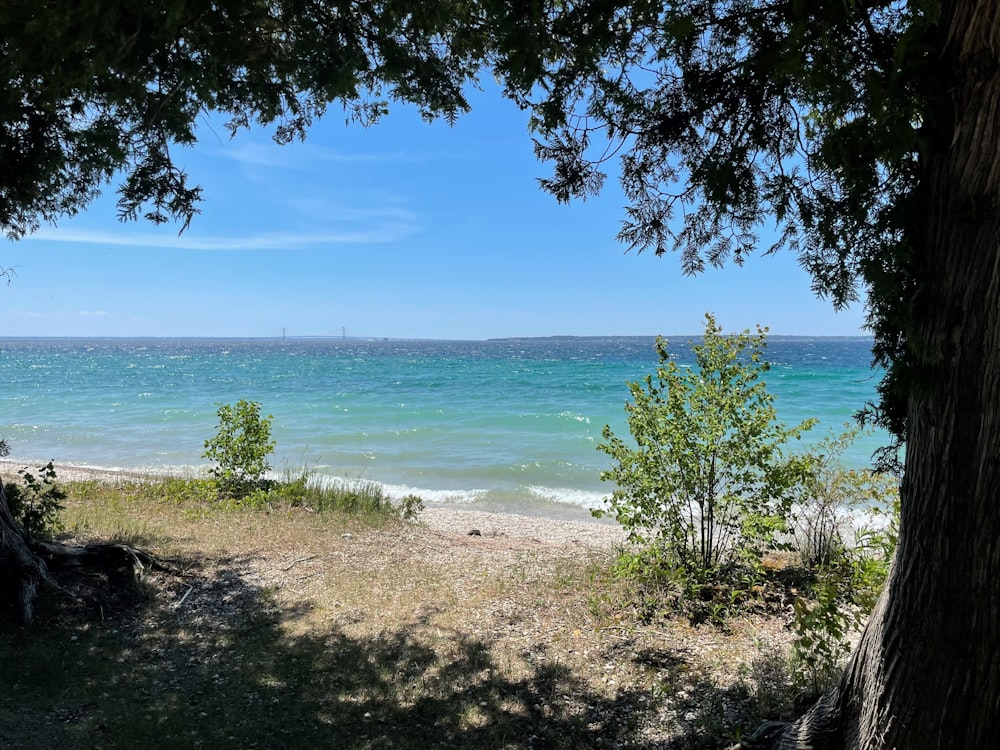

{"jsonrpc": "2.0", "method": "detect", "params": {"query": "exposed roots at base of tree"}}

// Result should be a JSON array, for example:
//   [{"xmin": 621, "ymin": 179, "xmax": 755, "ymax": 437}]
[
  {"xmin": 32, "ymin": 539, "xmax": 183, "ymax": 577},
  {"xmin": 726, "ymin": 720, "xmax": 792, "ymax": 749},
  {"xmin": 1, "ymin": 538, "xmax": 185, "ymax": 628}
]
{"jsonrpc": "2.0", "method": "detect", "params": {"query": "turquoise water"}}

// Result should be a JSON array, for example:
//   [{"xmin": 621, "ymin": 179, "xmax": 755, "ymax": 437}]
[{"xmin": 0, "ymin": 336, "xmax": 886, "ymax": 518}]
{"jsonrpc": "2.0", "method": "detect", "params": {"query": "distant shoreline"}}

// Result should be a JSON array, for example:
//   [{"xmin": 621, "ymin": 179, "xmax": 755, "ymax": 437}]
[{"xmin": 1, "ymin": 333, "xmax": 874, "ymax": 342}]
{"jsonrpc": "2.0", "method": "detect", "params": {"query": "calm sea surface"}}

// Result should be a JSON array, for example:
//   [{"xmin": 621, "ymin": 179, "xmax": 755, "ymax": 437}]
[{"xmin": 0, "ymin": 336, "xmax": 886, "ymax": 519}]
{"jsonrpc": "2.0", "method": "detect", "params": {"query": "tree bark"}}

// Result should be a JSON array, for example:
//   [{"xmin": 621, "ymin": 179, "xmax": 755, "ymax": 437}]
[
  {"xmin": 766, "ymin": 0, "xmax": 1000, "ymax": 747},
  {"xmin": 0, "ymin": 481, "xmax": 55, "ymax": 626}
]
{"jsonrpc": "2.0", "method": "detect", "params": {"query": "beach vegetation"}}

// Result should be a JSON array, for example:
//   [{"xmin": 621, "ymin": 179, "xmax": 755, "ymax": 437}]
[
  {"xmin": 203, "ymin": 400, "xmax": 275, "ymax": 500},
  {"xmin": 597, "ymin": 314, "xmax": 815, "ymax": 588},
  {"xmin": 268, "ymin": 471, "xmax": 422, "ymax": 519},
  {"xmin": 2, "ymin": 474, "xmax": 799, "ymax": 748},
  {"xmin": 790, "ymin": 457, "xmax": 899, "ymax": 697},
  {"xmin": 792, "ymin": 426, "xmax": 901, "ymax": 571},
  {"xmin": 790, "ymin": 504, "xmax": 898, "ymax": 700},
  {"xmin": 0, "ymin": 455, "xmax": 66, "ymax": 543}
]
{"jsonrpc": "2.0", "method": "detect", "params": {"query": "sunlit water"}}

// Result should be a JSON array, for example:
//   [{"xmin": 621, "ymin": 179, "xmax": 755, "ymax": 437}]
[{"xmin": 0, "ymin": 336, "xmax": 886, "ymax": 519}]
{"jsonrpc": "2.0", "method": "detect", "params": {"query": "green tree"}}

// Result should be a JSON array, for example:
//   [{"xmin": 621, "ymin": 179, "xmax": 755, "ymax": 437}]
[
  {"xmin": 203, "ymin": 400, "xmax": 276, "ymax": 499},
  {"xmin": 598, "ymin": 314, "xmax": 813, "ymax": 578},
  {"xmin": 0, "ymin": 0, "xmax": 484, "ymax": 239},
  {"xmin": 3, "ymin": 1, "xmax": 1000, "ymax": 745}
]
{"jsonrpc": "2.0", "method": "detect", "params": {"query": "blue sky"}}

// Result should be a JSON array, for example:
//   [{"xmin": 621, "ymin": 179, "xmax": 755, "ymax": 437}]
[{"xmin": 3, "ymin": 88, "xmax": 868, "ymax": 340}]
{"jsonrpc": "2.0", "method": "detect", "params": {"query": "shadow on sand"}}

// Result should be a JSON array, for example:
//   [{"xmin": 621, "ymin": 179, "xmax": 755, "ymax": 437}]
[{"xmin": 0, "ymin": 554, "xmax": 794, "ymax": 749}]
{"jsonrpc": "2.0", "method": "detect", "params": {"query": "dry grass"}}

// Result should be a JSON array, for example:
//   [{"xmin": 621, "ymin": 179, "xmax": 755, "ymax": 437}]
[{"xmin": 0, "ymin": 478, "xmax": 804, "ymax": 749}]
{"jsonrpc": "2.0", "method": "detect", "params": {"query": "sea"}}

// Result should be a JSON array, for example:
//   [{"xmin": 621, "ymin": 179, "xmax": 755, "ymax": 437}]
[{"xmin": 0, "ymin": 336, "xmax": 887, "ymax": 520}]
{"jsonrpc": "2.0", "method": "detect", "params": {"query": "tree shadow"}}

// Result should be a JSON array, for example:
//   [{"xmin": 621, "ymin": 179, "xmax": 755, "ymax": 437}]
[
  {"xmin": 0, "ymin": 555, "xmax": 652, "ymax": 749},
  {"xmin": 0, "ymin": 554, "xmax": 798, "ymax": 749}
]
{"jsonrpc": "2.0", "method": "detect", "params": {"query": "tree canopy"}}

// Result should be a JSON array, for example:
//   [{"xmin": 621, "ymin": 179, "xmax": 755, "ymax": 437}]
[
  {"xmin": 502, "ymin": 1, "xmax": 931, "ymax": 452},
  {"xmin": 0, "ymin": 0, "xmax": 483, "ymax": 236},
  {"xmin": 2, "ymin": 1, "xmax": 935, "ymax": 450}
]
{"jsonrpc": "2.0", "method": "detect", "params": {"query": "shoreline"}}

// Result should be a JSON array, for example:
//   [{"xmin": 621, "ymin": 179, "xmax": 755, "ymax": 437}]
[{"xmin": 0, "ymin": 459, "xmax": 625, "ymax": 549}]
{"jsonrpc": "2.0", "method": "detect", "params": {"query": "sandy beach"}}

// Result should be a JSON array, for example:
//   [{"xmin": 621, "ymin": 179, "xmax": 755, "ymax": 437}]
[{"xmin": 0, "ymin": 459, "xmax": 626, "ymax": 550}]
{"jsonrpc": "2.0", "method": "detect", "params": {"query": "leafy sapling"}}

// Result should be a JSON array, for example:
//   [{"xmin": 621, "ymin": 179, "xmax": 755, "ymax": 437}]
[
  {"xmin": 597, "ymin": 314, "xmax": 815, "ymax": 583},
  {"xmin": 203, "ymin": 400, "xmax": 276, "ymax": 500}
]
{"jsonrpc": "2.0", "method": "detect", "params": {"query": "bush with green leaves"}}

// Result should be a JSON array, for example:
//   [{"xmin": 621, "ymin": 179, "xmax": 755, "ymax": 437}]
[
  {"xmin": 3, "ymin": 460, "xmax": 66, "ymax": 542},
  {"xmin": 791, "ymin": 570, "xmax": 853, "ymax": 696},
  {"xmin": 202, "ymin": 400, "xmax": 276, "ymax": 499},
  {"xmin": 791, "ymin": 425, "xmax": 900, "ymax": 569},
  {"xmin": 596, "ymin": 314, "xmax": 815, "ymax": 583},
  {"xmin": 790, "ymin": 452, "xmax": 900, "ymax": 694}
]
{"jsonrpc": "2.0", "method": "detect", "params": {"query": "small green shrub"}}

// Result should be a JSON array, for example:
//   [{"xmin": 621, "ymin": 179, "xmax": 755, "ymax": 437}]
[
  {"xmin": 4, "ymin": 460, "xmax": 66, "ymax": 541},
  {"xmin": 203, "ymin": 400, "xmax": 276, "ymax": 499},
  {"xmin": 271, "ymin": 472, "xmax": 311, "ymax": 506},
  {"xmin": 151, "ymin": 477, "xmax": 220, "ymax": 505},
  {"xmin": 398, "ymin": 493, "xmax": 425, "ymax": 520},
  {"xmin": 792, "ymin": 425, "xmax": 900, "ymax": 570},
  {"xmin": 596, "ymin": 314, "xmax": 815, "ymax": 586},
  {"xmin": 790, "ymin": 473, "xmax": 899, "ymax": 693},
  {"xmin": 845, "ymin": 490, "xmax": 899, "ymax": 609},
  {"xmin": 791, "ymin": 569, "xmax": 855, "ymax": 696}
]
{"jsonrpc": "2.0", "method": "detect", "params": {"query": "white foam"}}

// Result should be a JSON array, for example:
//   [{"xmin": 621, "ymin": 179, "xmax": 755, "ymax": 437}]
[
  {"xmin": 377, "ymin": 482, "xmax": 489, "ymax": 505},
  {"xmin": 526, "ymin": 485, "xmax": 609, "ymax": 510}
]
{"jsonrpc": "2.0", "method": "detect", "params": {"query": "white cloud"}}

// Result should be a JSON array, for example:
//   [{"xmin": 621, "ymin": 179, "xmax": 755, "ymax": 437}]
[
  {"xmin": 24, "ymin": 224, "xmax": 417, "ymax": 250},
  {"xmin": 215, "ymin": 141, "xmax": 427, "ymax": 169},
  {"xmin": 285, "ymin": 196, "xmax": 417, "ymax": 225}
]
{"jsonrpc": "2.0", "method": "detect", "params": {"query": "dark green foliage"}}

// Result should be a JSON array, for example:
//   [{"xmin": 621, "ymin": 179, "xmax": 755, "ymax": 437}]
[
  {"xmin": 490, "ymin": 1, "xmax": 935, "ymax": 455},
  {"xmin": 4, "ymin": 461, "xmax": 66, "ymax": 542},
  {"xmin": 203, "ymin": 400, "xmax": 275, "ymax": 500},
  {"xmin": 0, "ymin": 0, "xmax": 486, "ymax": 239}
]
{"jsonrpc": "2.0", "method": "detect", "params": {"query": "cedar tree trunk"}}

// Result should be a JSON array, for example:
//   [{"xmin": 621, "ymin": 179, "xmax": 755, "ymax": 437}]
[
  {"xmin": 0, "ymin": 480, "xmax": 54, "ymax": 626},
  {"xmin": 772, "ymin": 0, "xmax": 1000, "ymax": 747}
]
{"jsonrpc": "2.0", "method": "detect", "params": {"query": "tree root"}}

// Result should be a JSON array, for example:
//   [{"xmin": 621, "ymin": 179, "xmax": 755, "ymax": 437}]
[
  {"xmin": 728, "ymin": 721, "xmax": 791, "ymax": 750},
  {"xmin": 2, "ymin": 476, "xmax": 185, "ymax": 627},
  {"xmin": 32, "ymin": 539, "xmax": 184, "ymax": 577},
  {"xmin": 2, "ymin": 533, "xmax": 184, "ymax": 628}
]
